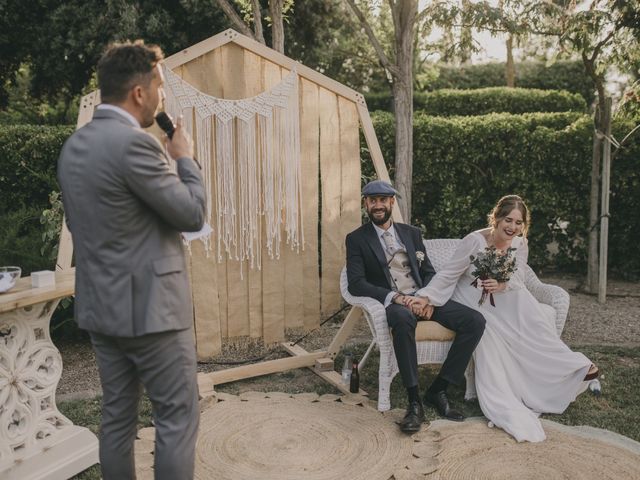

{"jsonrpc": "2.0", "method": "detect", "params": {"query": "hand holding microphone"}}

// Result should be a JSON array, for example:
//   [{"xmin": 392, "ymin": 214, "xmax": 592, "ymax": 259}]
[
  {"xmin": 156, "ymin": 112, "xmax": 198, "ymax": 166},
  {"xmin": 155, "ymin": 111, "xmax": 177, "ymax": 140}
]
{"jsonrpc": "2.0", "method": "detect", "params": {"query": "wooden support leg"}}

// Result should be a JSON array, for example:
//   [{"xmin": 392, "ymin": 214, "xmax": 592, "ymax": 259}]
[
  {"xmin": 281, "ymin": 342, "xmax": 368, "ymax": 397},
  {"xmin": 198, "ymin": 350, "xmax": 327, "ymax": 392},
  {"xmin": 326, "ymin": 307, "xmax": 362, "ymax": 359},
  {"xmin": 196, "ymin": 306, "xmax": 367, "ymax": 398},
  {"xmin": 357, "ymin": 339, "xmax": 377, "ymax": 373}
]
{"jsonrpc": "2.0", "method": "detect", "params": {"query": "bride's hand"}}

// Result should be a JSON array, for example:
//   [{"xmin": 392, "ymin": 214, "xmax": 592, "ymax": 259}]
[
  {"xmin": 402, "ymin": 296, "xmax": 421, "ymax": 307},
  {"xmin": 403, "ymin": 296, "xmax": 433, "ymax": 319},
  {"xmin": 481, "ymin": 279, "xmax": 507, "ymax": 293}
]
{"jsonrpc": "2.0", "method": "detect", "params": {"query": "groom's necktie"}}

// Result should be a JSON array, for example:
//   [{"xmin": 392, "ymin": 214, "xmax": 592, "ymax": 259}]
[{"xmin": 382, "ymin": 231, "xmax": 399, "ymax": 256}]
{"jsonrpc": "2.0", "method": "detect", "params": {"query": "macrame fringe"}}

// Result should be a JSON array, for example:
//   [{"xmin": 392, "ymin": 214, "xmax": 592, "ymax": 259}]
[{"xmin": 163, "ymin": 65, "xmax": 303, "ymax": 270}]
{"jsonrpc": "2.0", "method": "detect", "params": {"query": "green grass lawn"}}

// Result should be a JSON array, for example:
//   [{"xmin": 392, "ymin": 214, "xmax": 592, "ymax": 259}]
[
  {"xmin": 60, "ymin": 396, "xmax": 153, "ymax": 480},
  {"xmin": 61, "ymin": 344, "xmax": 639, "ymax": 479}
]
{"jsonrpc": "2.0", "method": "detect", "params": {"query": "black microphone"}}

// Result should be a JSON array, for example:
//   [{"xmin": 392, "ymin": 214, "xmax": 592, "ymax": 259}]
[
  {"xmin": 155, "ymin": 112, "xmax": 202, "ymax": 169},
  {"xmin": 155, "ymin": 111, "xmax": 176, "ymax": 139}
]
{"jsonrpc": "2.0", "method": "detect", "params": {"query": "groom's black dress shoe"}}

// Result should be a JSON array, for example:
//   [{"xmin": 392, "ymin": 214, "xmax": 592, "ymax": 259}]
[
  {"xmin": 424, "ymin": 390, "xmax": 465, "ymax": 422},
  {"xmin": 399, "ymin": 400, "xmax": 425, "ymax": 433}
]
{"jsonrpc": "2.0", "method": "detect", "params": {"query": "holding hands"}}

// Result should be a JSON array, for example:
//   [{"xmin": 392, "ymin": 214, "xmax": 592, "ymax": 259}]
[{"xmin": 394, "ymin": 294, "xmax": 434, "ymax": 320}]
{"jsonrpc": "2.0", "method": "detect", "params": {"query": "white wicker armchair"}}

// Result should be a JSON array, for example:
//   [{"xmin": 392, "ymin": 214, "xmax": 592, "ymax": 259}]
[{"xmin": 340, "ymin": 238, "xmax": 571, "ymax": 412}]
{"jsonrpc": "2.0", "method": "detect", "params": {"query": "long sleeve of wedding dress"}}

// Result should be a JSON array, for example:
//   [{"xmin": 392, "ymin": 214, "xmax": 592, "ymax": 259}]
[
  {"xmin": 415, "ymin": 233, "xmax": 482, "ymax": 306},
  {"xmin": 505, "ymin": 236, "xmax": 527, "ymax": 291}
]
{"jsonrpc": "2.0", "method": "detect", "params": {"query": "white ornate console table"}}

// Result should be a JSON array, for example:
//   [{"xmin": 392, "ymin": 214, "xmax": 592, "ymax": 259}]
[{"xmin": 0, "ymin": 269, "xmax": 98, "ymax": 480}]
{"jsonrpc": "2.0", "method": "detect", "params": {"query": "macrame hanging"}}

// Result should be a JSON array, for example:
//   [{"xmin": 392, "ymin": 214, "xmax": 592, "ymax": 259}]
[{"xmin": 162, "ymin": 65, "xmax": 303, "ymax": 269}]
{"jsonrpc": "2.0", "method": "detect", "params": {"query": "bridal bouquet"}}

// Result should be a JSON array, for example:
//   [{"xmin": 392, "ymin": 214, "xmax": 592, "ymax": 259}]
[{"xmin": 469, "ymin": 246, "xmax": 518, "ymax": 306}]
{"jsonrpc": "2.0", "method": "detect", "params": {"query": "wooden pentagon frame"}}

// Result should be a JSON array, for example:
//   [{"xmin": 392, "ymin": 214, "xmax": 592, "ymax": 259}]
[{"xmin": 60, "ymin": 30, "xmax": 403, "ymax": 395}]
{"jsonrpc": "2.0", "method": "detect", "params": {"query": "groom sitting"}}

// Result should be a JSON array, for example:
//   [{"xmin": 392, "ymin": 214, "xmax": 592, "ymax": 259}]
[{"xmin": 345, "ymin": 180, "xmax": 486, "ymax": 433}]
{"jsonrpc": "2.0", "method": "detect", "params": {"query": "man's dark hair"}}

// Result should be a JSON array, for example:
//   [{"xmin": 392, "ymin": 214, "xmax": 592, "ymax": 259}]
[{"xmin": 97, "ymin": 40, "xmax": 164, "ymax": 103}]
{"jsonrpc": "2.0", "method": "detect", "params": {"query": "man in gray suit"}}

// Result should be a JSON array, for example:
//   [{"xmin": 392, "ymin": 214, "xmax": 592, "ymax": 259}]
[{"xmin": 57, "ymin": 41, "xmax": 206, "ymax": 479}]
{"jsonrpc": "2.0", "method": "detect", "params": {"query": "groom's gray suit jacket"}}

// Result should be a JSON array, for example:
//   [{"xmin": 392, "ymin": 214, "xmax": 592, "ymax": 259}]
[
  {"xmin": 58, "ymin": 107, "xmax": 205, "ymax": 479},
  {"xmin": 57, "ymin": 108, "xmax": 206, "ymax": 337}
]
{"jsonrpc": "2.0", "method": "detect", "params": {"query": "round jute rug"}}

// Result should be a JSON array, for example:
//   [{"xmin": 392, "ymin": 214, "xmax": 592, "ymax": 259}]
[
  {"xmin": 135, "ymin": 392, "xmax": 432, "ymax": 480},
  {"xmin": 134, "ymin": 396, "xmax": 640, "ymax": 480},
  {"xmin": 413, "ymin": 417, "xmax": 640, "ymax": 480}
]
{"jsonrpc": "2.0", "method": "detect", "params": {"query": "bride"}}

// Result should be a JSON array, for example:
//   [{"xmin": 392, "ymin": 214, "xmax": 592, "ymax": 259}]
[{"xmin": 408, "ymin": 195, "xmax": 598, "ymax": 442}]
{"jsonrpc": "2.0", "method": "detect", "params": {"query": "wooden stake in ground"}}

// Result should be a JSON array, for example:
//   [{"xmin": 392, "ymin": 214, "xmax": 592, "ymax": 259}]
[{"xmin": 598, "ymin": 97, "xmax": 612, "ymax": 304}]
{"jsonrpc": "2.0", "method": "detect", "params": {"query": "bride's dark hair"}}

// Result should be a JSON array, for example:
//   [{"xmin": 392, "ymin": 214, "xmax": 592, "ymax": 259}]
[{"xmin": 487, "ymin": 195, "xmax": 530, "ymax": 237}]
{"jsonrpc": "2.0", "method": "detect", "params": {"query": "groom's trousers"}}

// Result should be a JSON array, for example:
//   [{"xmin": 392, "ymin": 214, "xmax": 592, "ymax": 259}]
[
  {"xmin": 90, "ymin": 328, "xmax": 200, "ymax": 480},
  {"xmin": 386, "ymin": 300, "xmax": 486, "ymax": 389}
]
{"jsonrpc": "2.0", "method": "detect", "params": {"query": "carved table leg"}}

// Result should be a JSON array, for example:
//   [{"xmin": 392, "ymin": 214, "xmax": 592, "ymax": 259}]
[{"xmin": 0, "ymin": 300, "xmax": 98, "ymax": 479}]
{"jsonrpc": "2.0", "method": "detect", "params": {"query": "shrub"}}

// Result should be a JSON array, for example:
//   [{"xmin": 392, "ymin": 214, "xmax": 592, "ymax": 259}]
[
  {"xmin": 364, "ymin": 92, "xmax": 399, "ymax": 113},
  {"xmin": 0, "ymin": 124, "xmax": 73, "ymax": 213},
  {"xmin": 366, "ymin": 87, "xmax": 586, "ymax": 116},
  {"xmin": 0, "ymin": 124, "xmax": 76, "ymax": 336},
  {"xmin": 428, "ymin": 62, "xmax": 506, "ymax": 91},
  {"xmin": 362, "ymin": 111, "xmax": 640, "ymax": 276},
  {"xmin": 418, "ymin": 88, "xmax": 586, "ymax": 116},
  {"xmin": 607, "ymin": 118, "xmax": 640, "ymax": 279},
  {"xmin": 517, "ymin": 61, "xmax": 595, "ymax": 106},
  {"xmin": 1, "ymin": 119, "xmax": 637, "ymax": 282},
  {"xmin": 429, "ymin": 60, "xmax": 595, "ymax": 105},
  {"xmin": 0, "ymin": 205, "xmax": 50, "ymax": 274},
  {"xmin": 0, "ymin": 124, "xmax": 72, "ymax": 273}
]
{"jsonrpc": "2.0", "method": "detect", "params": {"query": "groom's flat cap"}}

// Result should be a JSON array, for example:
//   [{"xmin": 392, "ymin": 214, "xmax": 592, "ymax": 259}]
[{"xmin": 362, "ymin": 180, "xmax": 399, "ymax": 197}]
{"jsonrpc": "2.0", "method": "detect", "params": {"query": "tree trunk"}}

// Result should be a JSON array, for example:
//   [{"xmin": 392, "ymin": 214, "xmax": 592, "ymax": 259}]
[
  {"xmin": 214, "ymin": 0, "xmax": 257, "ymax": 41},
  {"xmin": 251, "ymin": 0, "xmax": 265, "ymax": 44},
  {"xmin": 505, "ymin": 35, "xmax": 515, "ymax": 87},
  {"xmin": 584, "ymin": 55, "xmax": 607, "ymax": 293},
  {"xmin": 391, "ymin": 0, "xmax": 418, "ymax": 223},
  {"xmin": 459, "ymin": 0, "xmax": 472, "ymax": 65},
  {"xmin": 341, "ymin": 0, "xmax": 417, "ymax": 221},
  {"xmin": 392, "ymin": 75, "xmax": 413, "ymax": 223},
  {"xmin": 269, "ymin": 0, "xmax": 285, "ymax": 53}
]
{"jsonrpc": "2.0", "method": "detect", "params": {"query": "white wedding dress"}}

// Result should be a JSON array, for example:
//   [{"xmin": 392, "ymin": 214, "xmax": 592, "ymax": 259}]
[{"xmin": 423, "ymin": 230, "xmax": 591, "ymax": 442}]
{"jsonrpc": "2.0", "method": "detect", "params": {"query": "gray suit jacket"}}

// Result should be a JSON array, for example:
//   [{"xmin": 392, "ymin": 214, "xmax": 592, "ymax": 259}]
[{"xmin": 57, "ymin": 108, "xmax": 206, "ymax": 337}]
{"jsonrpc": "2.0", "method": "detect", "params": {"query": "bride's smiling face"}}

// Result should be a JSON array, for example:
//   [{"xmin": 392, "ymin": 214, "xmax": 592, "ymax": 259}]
[{"xmin": 494, "ymin": 208, "xmax": 524, "ymax": 242}]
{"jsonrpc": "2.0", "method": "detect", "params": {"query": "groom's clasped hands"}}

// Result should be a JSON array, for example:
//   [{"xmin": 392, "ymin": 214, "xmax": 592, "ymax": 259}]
[{"xmin": 394, "ymin": 294, "xmax": 434, "ymax": 320}]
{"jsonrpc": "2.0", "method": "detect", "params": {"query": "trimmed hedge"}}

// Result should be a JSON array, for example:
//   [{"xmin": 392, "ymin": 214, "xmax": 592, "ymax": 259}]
[
  {"xmin": 0, "ymin": 118, "xmax": 637, "ymax": 278},
  {"xmin": 419, "ymin": 88, "xmax": 586, "ymax": 116},
  {"xmin": 607, "ymin": 118, "xmax": 640, "ymax": 279},
  {"xmin": 365, "ymin": 87, "xmax": 586, "ymax": 116},
  {"xmin": 429, "ymin": 60, "xmax": 595, "ymax": 105},
  {"xmin": 0, "ymin": 124, "xmax": 72, "ymax": 273},
  {"xmin": 363, "ymin": 111, "xmax": 640, "ymax": 277},
  {"xmin": 0, "ymin": 124, "xmax": 73, "ymax": 213}
]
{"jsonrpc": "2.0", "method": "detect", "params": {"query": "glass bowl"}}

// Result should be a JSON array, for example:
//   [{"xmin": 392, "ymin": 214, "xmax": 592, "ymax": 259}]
[{"xmin": 0, "ymin": 266, "xmax": 21, "ymax": 293}]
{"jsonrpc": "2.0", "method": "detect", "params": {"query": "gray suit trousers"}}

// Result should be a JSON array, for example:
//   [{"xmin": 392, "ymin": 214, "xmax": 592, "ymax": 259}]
[{"xmin": 90, "ymin": 328, "xmax": 200, "ymax": 480}]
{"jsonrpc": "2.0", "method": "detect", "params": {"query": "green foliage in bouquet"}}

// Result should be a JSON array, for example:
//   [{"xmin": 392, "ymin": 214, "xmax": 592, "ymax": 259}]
[
  {"xmin": 470, "ymin": 246, "xmax": 518, "ymax": 283},
  {"xmin": 469, "ymin": 246, "xmax": 518, "ymax": 306}
]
